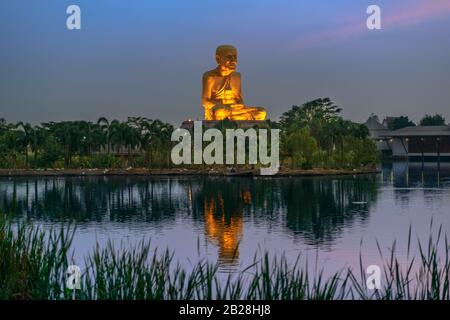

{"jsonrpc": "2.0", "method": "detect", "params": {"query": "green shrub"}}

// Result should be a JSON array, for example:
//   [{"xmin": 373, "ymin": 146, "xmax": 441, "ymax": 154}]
[{"xmin": 283, "ymin": 128, "xmax": 318, "ymax": 169}]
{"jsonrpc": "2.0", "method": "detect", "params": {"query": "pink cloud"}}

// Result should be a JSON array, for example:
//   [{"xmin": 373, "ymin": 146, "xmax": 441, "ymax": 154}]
[
  {"xmin": 385, "ymin": 0, "xmax": 450, "ymax": 27},
  {"xmin": 294, "ymin": 1, "xmax": 450, "ymax": 51}
]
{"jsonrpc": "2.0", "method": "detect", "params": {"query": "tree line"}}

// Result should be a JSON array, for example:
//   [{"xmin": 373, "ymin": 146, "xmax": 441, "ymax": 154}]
[
  {"xmin": 279, "ymin": 98, "xmax": 378, "ymax": 169},
  {"xmin": 382, "ymin": 114, "xmax": 447, "ymax": 130},
  {"xmin": 0, "ymin": 117, "xmax": 173, "ymax": 169},
  {"xmin": 0, "ymin": 98, "xmax": 380, "ymax": 170}
]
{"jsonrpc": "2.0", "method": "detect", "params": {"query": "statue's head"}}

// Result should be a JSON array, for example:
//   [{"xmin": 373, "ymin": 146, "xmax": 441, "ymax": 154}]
[{"xmin": 215, "ymin": 45, "xmax": 238, "ymax": 72}]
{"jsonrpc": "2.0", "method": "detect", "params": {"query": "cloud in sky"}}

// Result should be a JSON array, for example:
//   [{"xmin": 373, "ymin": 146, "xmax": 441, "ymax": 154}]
[
  {"xmin": 385, "ymin": 0, "xmax": 450, "ymax": 27},
  {"xmin": 295, "ymin": 0, "xmax": 450, "ymax": 51}
]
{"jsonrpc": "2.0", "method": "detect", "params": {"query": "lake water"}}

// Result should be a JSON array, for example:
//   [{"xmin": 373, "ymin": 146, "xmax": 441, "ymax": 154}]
[{"xmin": 1, "ymin": 162, "xmax": 450, "ymax": 278}]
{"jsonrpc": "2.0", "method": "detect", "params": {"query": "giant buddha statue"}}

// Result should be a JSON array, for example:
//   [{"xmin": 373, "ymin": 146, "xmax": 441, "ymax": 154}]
[{"xmin": 201, "ymin": 45, "xmax": 267, "ymax": 121}]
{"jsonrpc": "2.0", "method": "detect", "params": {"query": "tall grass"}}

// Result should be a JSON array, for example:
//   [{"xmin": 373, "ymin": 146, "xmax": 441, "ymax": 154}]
[
  {"xmin": 1, "ymin": 217, "xmax": 450, "ymax": 300},
  {"xmin": 0, "ymin": 218, "xmax": 73, "ymax": 299},
  {"xmin": 348, "ymin": 224, "xmax": 450, "ymax": 300}
]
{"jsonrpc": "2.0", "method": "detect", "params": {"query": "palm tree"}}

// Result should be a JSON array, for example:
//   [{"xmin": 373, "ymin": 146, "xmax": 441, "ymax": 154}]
[
  {"xmin": 44, "ymin": 121, "xmax": 83, "ymax": 167},
  {"xmin": 30, "ymin": 125, "xmax": 46, "ymax": 167},
  {"xmin": 97, "ymin": 117, "xmax": 111, "ymax": 154},
  {"xmin": 128, "ymin": 117, "xmax": 153, "ymax": 167},
  {"xmin": 78, "ymin": 121, "xmax": 103, "ymax": 157},
  {"xmin": 16, "ymin": 122, "xmax": 33, "ymax": 167},
  {"xmin": 109, "ymin": 119, "xmax": 125, "ymax": 154},
  {"xmin": 109, "ymin": 120, "xmax": 139, "ymax": 166},
  {"xmin": 158, "ymin": 122, "xmax": 174, "ymax": 168},
  {"xmin": 1, "ymin": 123, "xmax": 26, "ymax": 168},
  {"xmin": 124, "ymin": 119, "xmax": 140, "ymax": 165}
]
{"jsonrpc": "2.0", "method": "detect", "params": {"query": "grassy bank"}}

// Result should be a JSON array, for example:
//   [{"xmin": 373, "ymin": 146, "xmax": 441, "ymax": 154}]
[
  {"xmin": 0, "ymin": 167, "xmax": 379, "ymax": 177},
  {"xmin": 1, "ymin": 218, "xmax": 449, "ymax": 300}
]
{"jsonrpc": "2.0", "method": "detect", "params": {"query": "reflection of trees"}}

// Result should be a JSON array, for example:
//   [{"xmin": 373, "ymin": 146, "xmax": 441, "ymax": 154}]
[
  {"xmin": 0, "ymin": 177, "xmax": 188, "ymax": 224},
  {"xmin": 1, "ymin": 175, "xmax": 379, "ymax": 254},
  {"xmin": 278, "ymin": 177, "xmax": 377, "ymax": 246},
  {"xmin": 382, "ymin": 162, "xmax": 450, "ymax": 208},
  {"xmin": 191, "ymin": 176, "xmax": 377, "ymax": 260}
]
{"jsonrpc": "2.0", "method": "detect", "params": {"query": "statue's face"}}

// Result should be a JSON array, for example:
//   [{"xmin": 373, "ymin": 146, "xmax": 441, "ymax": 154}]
[{"xmin": 217, "ymin": 49, "xmax": 238, "ymax": 71}]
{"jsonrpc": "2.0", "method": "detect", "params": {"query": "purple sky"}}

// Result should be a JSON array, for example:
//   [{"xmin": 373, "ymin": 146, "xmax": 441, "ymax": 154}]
[{"xmin": 0, "ymin": 0, "xmax": 449, "ymax": 125}]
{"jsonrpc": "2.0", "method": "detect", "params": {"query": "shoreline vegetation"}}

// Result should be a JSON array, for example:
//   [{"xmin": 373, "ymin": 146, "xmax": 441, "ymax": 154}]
[
  {"xmin": 0, "ymin": 98, "xmax": 380, "ymax": 173},
  {"xmin": 0, "ymin": 167, "xmax": 379, "ymax": 177},
  {"xmin": 1, "ymin": 218, "xmax": 449, "ymax": 300}
]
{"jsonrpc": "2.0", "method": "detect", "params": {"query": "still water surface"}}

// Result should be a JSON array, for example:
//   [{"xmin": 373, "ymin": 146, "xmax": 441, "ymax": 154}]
[{"xmin": 1, "ymin": 162, "xmax": 449, "ymax": 276}]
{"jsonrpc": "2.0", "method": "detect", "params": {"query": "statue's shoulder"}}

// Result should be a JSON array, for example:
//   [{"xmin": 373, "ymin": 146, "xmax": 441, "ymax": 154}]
[
  {"xmin": 203, "ymin": 69, "xmax": 219, "ymax": 79},
  {"xmin": 202, "ymin": 69, "xmax": 241, "ymax": 80}
]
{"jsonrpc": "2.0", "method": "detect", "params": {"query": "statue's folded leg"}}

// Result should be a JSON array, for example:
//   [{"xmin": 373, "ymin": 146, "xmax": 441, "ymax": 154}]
[
  {"xmin": 231, "ymin": 113, "xmax": 254, "ymax": 120},
  {"xmin": 228, "ymin": 106, "xmax": 267, "ymax": 121},
  {"xmin": 212, "ymin": 105, "xmax": 233, "ymax": 120},
  {"xmin": 234, "ymin": 106, "xmax": 266, "ymax": 120},
  {"xmin": 211, "ymin": 105, "xmax": 267, "ymax": 121},
  {"xmin": 250, "ymin": 107, "xmax": 267, "ymax": 121}
]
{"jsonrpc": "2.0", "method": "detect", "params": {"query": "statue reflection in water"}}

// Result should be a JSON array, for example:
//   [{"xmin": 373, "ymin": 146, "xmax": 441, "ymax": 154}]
[{"xmin": 201, "ymin": 188, "xmax": 252, "ymax": 266}]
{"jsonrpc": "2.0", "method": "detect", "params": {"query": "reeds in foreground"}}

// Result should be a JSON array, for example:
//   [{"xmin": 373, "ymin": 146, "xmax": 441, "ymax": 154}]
[{"xmin": 1, "ymin": 218, "xmax": 449, "ymax": 300}]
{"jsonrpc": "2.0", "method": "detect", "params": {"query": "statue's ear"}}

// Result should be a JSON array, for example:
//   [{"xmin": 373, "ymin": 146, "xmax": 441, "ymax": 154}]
[{"xmin": 215, "ymin": 54, "xmax": 221, "ymax": 65}]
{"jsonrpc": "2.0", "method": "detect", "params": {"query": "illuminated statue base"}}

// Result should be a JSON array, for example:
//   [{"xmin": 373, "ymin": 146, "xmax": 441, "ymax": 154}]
[{"xmin": 180, "ymin": 120, "xmax": 269, "ymax": 131}]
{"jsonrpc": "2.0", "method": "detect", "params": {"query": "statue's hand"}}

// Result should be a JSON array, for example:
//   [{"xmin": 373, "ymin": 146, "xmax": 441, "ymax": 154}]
[{"xmin": 231, "ymin": 104, "xmax": 245, "ymax": 110}]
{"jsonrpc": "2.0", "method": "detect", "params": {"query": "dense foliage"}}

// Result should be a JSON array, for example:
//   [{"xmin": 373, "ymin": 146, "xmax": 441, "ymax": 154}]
[
  {"xmin": 0, "ymin": 117, "xmax": 174, "ymax": 169},
  {"xmin": 0, "ymin": 99, "xmax": 380, "ymax": 170},
  {"xmin": 387, "ymin": 116, "xmax": 416, "ymax": 130},
  {"xmin": 279, "ymin": 98, "xmax": 378, "ymax": 169},
  {"xmin": 419, "ymin": 114, "xmax": 446, "ymax": 126}
]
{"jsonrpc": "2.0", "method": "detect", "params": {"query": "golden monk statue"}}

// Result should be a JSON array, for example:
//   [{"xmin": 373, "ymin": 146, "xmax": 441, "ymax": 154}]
[{"xmin": 202, "ymin": 45, "xmax": 267, "ymax": 121}]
